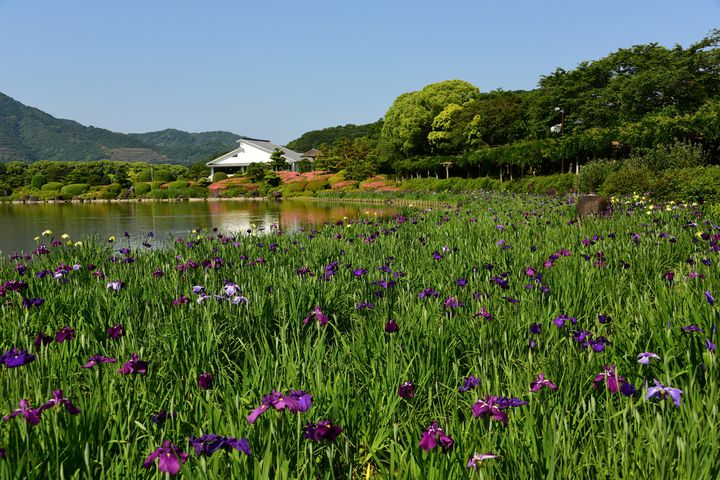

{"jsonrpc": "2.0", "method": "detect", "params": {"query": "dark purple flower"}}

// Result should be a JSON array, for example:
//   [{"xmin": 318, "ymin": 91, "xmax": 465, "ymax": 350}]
[
  {"xmin": 107, "ymin": 324, "xmax": 126, "ymax": 339},
  {"xmin": 459, "ymin": 374, "xmax": 481, "ymax": 393},
  {"xmin": 55, "ymin": 326, "xmax": 75, "ymax": 343},
  {"xmin": 474, "ymin": 308, "xmax": 492, "ymax": 320},
  {"xmin": 593, "ymin": 365, "xmax": 624, "ymax": 394},
  {"xmin": 198, "ymin": 373, "xmax": 213, "ymax": 390},
  {"xmin": 33, "ymin": 332, "xmax": 53, "ymax": 349},
  {"xmin": 189, "ymin": 434, "xmax": 251, "ymax": 457},
  {"xmin": 664, "ymin": 271, "xmax": 675, "ymax": 284},
  {"xmin": 118, "ymin": 353, "xmax": 148, "ymax": 375},
  {"xmin": 304, "ymin": 420, "xmax": 343, "ymax": 442},
  {"xmin": 303, "ymin": 306, "xmax": 329, "ymax": 326},
  {"xmin": 467, "ymin": 451, "xmax": 498, "ymax": 468},
  {"xmin": 706, "ymin": 291, "xmax": 715, "ymax": 306},
  {"xmin": 353, "ymin": 268, "xmax": 367, "ymax": 277},
  {"xmin": 620, "ymin": 381, "xmax": 637, "ymax": 397},
  {"xmin": 172, "ymin": 294, "xmax": 191, "ymax": 306},
  {"xmin": 21, "ymin": 297, "xmax": 44, "ymax": 309},
  {"xmin": 598, "ymin": 314, "xmax": 611, "ymax": 324},
  {"xmin": 40, "ymin": 389, "xmax": 80, "ymax": 415},
  {"xmin": 0, "ymin": 348, "xmax": 36, "ymax": 368},
  {"xmin": 143, "ymin": 440, "xmax": 188, "ymax": 476},
  {"xmin": 397, "ymin": 381, "xmax": 415, "ymax": 399},
  {"xmin": 491, "ymin": 276, "xmax": 509, "ymax": 289},
  {"xmin": 0, "ymin": 447, "xmax": 5, "ymax": 458},
  {"xmin": 151, "ymin": 410, "xmax": 177, "ymax": 425},
  {"xmin": 530, "ymin": 373, "xmax": 558, "ymax": 392},
  {"xmin": 419, "ymin": 421, "xmax": 453, "ymax": 452},
  {"xmin": 444, "ymin": 296, "xmax": 462, "ymax": 310},
  {"xmin": 682, "ymin": 325, "xmax": 704, "ymax": 334},
  {"xmin": 82, "ymin": 355, "xmax": 117, "ymax": 368},
  {"xmin": 2, "ymin": 399, "xmax": 43, "ymax": 425},
  {"xmin": 647, "ymin": 379, "xmax": 683, "ymax": 407},
  {"xmin": 152, "ymin": 268, "xmax": 164, "ymax": 278},
  {"xmin": 385, "ymin": 320, "xmax": 399, "ymax": 333},
  {"xmin": 356, "ymin": 302, "xmax": 375, "ymax": 310},
  {"xmin": 553, "ymin": 314, "xmax": 576, "ymax": 329},
  {"xmin": 706, "ymin": 338, "xmax": 716, "ymax": 352},
  {"xmin": 529, "ymin": 323, "xmax": 542, "ymax": 335},
  {"xmin": 418, "ymin": 288, "xmax": 439, "ymax": 299},
  {"xmin": 456, "ymin": 278, "xmax": 467, "ymax": 287},
  {"xmin": 502, "ymin": 296, "xmax": 519, "ymax": 304}
]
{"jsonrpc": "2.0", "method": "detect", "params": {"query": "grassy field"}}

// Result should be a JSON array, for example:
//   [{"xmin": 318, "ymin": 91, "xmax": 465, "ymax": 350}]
[{"xmin": 0, "ymin": 192, "xmax": 718, "ymax": 479}]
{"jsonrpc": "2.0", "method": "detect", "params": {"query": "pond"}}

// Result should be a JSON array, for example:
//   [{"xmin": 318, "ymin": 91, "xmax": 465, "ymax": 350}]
[{"xmin": 0, "ymin": 199, "xmax": 396, "ymax": 255}]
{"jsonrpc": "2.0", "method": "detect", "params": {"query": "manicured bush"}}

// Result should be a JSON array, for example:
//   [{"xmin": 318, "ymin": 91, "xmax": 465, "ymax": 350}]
[
  {"xmin": 41, "ymin": 182, "xmax": 63, "ymax": 191},
  {"xmin": 60, "ymin": 183, "xmax": 90, "ymax": 197},
  {"xmin": 167, "ymin": 180, "xmax": 191, "ymax": 190},
  {"xmin": 297, "ymin": 159, "xmax": 313, "ymax": 173},
  {"xmin": 304, "ymin": 179, "xmax": 330, "ymax": 192},
  {"xmin": 600, "ymin": 166, "xmax": 654, "ymax": 195},
  {"xmin": 150, "ymin": 181, "xmax": 165, "ymax": 191},
  {"xmin": 212, "ymin": 172, "xmax": 229, "ymax": 182},
  {"xmin": 100, "ymin": 183, "xmax": 122, "ymax": 199},
  {"xmin": 31, "ymin": 174, "xmax": 48, "ymax": 189}
]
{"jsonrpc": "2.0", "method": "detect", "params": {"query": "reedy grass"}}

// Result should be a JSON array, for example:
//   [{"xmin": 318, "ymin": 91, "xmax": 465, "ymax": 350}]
[{"xmin": 0, "ymin": 193, "xmax": 718, "ymax": 479}]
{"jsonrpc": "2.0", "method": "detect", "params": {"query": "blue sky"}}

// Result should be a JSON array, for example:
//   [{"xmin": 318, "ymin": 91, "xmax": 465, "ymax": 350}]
[{"xmin": 1, "ymin": 0, "xmax": 718, "ymax": 144}]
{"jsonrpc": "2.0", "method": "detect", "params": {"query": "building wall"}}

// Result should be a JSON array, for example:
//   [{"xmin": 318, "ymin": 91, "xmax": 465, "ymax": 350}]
[{"xmin": 213, "ymin": 141, "xmax": 273, "ymax": 166}]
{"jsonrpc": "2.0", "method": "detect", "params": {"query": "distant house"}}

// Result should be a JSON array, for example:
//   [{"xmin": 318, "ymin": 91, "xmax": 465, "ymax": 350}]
[
  {"xmin": 302, "ymin": 148, "xmax": 322, "ymax": 160},
  {"xmin": 206, "ymin": 136, "xmax": 304, "ymax": 177}
]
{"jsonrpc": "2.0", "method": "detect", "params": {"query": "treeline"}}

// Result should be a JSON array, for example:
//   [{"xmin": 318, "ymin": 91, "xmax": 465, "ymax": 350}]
[
  {"xmin": 292, "ymin": 30, "xmax": 720, "ymax": 182},
  {"xmin": 0, "ymin": 160, "xmax": 210, "ymax": 200}
]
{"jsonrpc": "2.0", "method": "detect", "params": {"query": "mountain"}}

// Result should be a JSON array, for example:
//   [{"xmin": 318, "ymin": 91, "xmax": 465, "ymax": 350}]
[
  {"xmin": 286, "ymin": 119, "xmax": 383, "ymax": 152},
  {"xmin": 0, "ymin": 92, "xmax": 239, "ymax": 164}
]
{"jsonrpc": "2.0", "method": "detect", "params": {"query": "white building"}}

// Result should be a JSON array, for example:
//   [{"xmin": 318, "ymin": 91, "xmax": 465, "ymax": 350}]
[{"xmin": 206, "ymin": 136, "xmax": 304, "ymax": 177}]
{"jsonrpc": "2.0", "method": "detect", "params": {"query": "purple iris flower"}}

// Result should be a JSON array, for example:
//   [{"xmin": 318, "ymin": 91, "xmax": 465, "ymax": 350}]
[
  {"xmin": 107, "ymin": 324, "xmax": 126, "ymax": 339},
  {"xmin": 491, "ymin": 276, "xmax": 509, "ymax": 289},
  {"xmin": 0, "ymin": 348, "xmax": 36, "ymax": 368},
  {"xmin": 418, "ymin": 288, "xmax": 439, "ymax": 299},
  {"xmin": 419, "ymin": 421, "xmax": 453, "ymax": 452},
  {"xmin": 474, "ymin": 308, "xmax": 492, "ymax": 320},
  {"xmin": 456, "ymin": 278, "xmax": 467, "ymax": 287},
  {"xmin": 706, "ymin": 338, "xmax": 716, "ymax": 352},
  {"xmin": 151, "ymin": 410, "xmax": 177, "ymax": 425},
  {"xmin": 82, "ymin": 355, "xmax": 117, "ymax": 368},
  {"xmin": 152, "ymin": 268, "xmax": 164, "ymax": 278},
  {"xmin": 530, "ymin": 373, "xmax": 558, "ymax": 392},
  {"xmin": 398, "ymin": 381, "xmax": 415, "ymax": 399},
  {"xmin": 40, "ymin": 389, "xmax": 80, "ymax": 415},
  {"xmin": 682, "ymin": 325, "xmax": 704, "ymax": 333},
  {"xmin": 106, "ymin": 280, "xmax": 124, "ymax": 292},
  {"xmin": 189, "ymin": 434, "xmax": 252, "ymax": 457},
  {"xmin": 553, "ymin": 314, "xmax": 576, "ymax": 329},
  {"xmin": 589, "ymin": 336, "xmax": 610, "ymax": 352},
  {"xmin": 385, "ymin": 320, "xmax": 399, "ymax": 333},
  {"xmin": 246, "ymin": 389, "xmax": 313, "ymax": 424},
  {"xmin": 706, "ymin": 291, "xmax": 715, "ymax": 306},
  {"xmin": 143, "ymin": 440, "xmax": 188, "ymax": 476},
  {"xmin": 444, "ymin": 296, "xmax": 462, "ymax": 309},
  {"xmin": 21, "ymin": 297, "xmax": 44, "ymax": 309},
  {"xmin": 459, "ymin": 374, "xmax": 481, "ymax": 393},
  {"xmin": 647, "ymin": 379, "xmax": 683, "ymax": 407},
  {"xmin": 0, "ymin": 447, "xmax": 5, "ymax": 458},
  {"xmin": 356, "ymin": 302, "xmax": 375, "ymax": 310},
  {"xmin": 432, "ymin": 251, "xmax": 443, "ymax": 261},
  {"xmin": 33, "ymin": 332, "xmax": 53, "ymax": 349},
  {"xmin": 172, "ymin": 294, "xmax": 191, "ymax": 305},
  {"xmin": 664, "ymin": 271, "xmax": 675, "ymax": 284},
  {"xmin": 637, "ymin": 352, "xmax": 660, "ymax": 364},
  {"xmin": 192, "ymin": 285, "xmax": 205, "ymax": 295},
  {"xmin": 55, "ymin": 326, "xmax": 75, "ymax": 343},
  {"xmin": 2, "ymin": 399, "xmax": 43, "ymax": 425},
  {"xmin": 304, "ymin": 420, "xmax": 343, "ymax": 442},
  {"xmin": 593, "ymin": 365, "xmax": 624, "ymax": 394},
  {"xmin": 303, "ymin": 306, "xmax": 329, "ymax": 326},
  {"xmin": 353, "ymin": 268, "xmax": 367, "ymax": 277},
  {"xmin": 598, "ymin": 314, "xmax": 612, "ymax": 324},
  {"xmin": 530, "ymin": 323, "xmax": 542, "ymax": 335},
  {"xmin": 118, "ymin": 353, "xmax": 148, "ymax": 375},
  {"xmin": 467, "ymin": 451, "xmax": 498, "ymax": 468},
  {"xmin": 198, "ymin": 373, "xmax": 213, "ymax": 390}
]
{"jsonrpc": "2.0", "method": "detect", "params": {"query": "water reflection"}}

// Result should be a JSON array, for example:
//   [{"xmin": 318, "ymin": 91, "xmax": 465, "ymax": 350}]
[{"xmin": 0, "ymin": 200, "xmax": 395, "ymax": 255}]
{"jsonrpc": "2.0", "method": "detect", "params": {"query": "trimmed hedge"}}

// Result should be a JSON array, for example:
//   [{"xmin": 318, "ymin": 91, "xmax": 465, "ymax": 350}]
[
  {"xmin": 134, "ymin": 183, "xmax": 151, "ymax": 195},
  {"xmin": 60, "ymin": 183, "xmax": 90, "ymax": 197},
  {"xmin": 212, "ymin": 172, "xmax": 228, "ymax": 182},
  {"xmin": 41, "ymin": 182, "xmax": 63, "ymax": 191},
  {"xmin": 304, "ymin": 180, "xmax": 330, "ymax": 192}
]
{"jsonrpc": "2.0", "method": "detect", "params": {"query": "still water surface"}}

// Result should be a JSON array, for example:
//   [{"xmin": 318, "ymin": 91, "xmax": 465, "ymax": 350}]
[{"xmin": 0, "ymin": 200, "xmax": 395, "ymax": 255}]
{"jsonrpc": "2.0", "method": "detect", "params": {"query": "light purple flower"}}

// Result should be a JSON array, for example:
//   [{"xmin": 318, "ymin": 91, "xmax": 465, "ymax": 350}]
[
  {"xmin": 530, "ymin": 373, "xmax": 558, "ymax": 392},
  {"xmin": 706, "ymin": 291, "xmax": 715, "ymax": 306},
  {"xmin": 637, "ymin": 352, "xmax": 660, "ymax": 364},
  {"xmin": 467, "ymin": 451, "xmax": 498, "ymax": 469},
  {"xmin": 419, "ymin": 421, "xmax": 453, "ymax": 452},
  {"xmin": 647, "ymin": 379, "xmax": 683, "ymax": 407}
]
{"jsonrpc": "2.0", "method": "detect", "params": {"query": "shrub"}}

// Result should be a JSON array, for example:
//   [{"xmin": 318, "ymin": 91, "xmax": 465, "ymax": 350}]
[
  {"xmin": 264, "ymin": 171, "xmax": 281, "ymax": 187},
  {"xmin": 134, "ymin": 183, "xmax": 151, "ymax": 196},
  {"xmin": 626, "ymin": 141, "xmax": 706, "ymax": 171},
  {"xmin": 297, "ymin": 159, "xmax": 313, "ymax": 173},
  {"xmin": 41, "ymin": 182, "xmax": 63, "ymax": 191},
  {"xmin": 578, "ymin": 160, "xmax": 618, "ymax": 193},
  {"xmin": 150, "ymin": 181, "xmax": 165, "ymax": 191},
  {"xmin": 304, "ymin": 179, "xmax": 330, "ymax": 192},
  {"xmin": 247, "ymin": 163, "xmax": 268, "ymax": 183},
  {"xmin": 60, "ymin": 183, "xmax": 90, "ymax": 197},
  {"xmin": 167, "ymin": 180, "xmax": 190, "ymax": 190},
  {"xmin": 212, "ymin": 172, "xmax": 228, "ymax": 182},
  {"xmin": 600, "ymin": 166, "xmax": 654, "ymax": 195},
  {"xmin": 31, "ymin": 174, "xmax": 48, "ymax": 189},
  {"xmin": 100, "ymin": 183, "xmax": 122, "ymax": 199},
  {"xmin": 283, "ymin": 181, "xmax": 308, "ymax": 194}
]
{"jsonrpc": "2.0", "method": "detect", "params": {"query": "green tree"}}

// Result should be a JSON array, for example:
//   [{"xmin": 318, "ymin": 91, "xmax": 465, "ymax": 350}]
[
  {"xmin": 269, "ymin": 149, "xmax": 289, "ymax": 171},
  {"xmin": 246, "ymin": 163, "xmax": 268, "ymax": 183}
]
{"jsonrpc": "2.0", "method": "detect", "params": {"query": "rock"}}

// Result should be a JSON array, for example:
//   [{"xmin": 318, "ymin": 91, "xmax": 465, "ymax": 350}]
[{"xmin": 577, "ymin": 194, "xmax": 611, "ymax": 217}]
